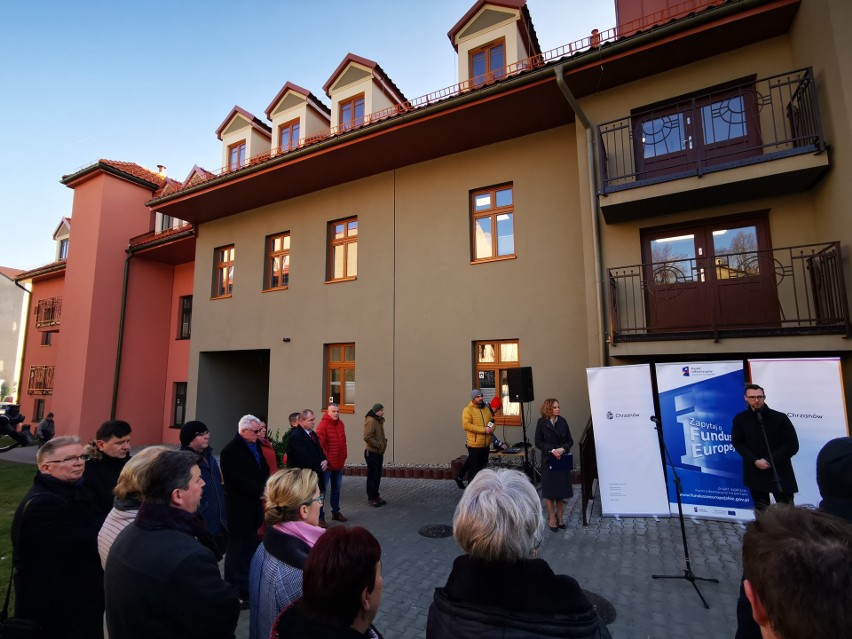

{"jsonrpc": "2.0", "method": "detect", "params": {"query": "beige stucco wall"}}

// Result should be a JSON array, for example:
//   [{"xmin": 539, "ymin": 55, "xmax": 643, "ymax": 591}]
[{"xmin": 188, "ymin": 124, "xmax": 588, "ymax": 464}]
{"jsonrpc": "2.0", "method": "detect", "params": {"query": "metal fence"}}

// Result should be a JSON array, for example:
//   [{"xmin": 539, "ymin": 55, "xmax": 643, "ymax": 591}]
[
  {"xmin": 598, "ymin": 68, "xmax": 826, "ymax": 193},
  {"xmin": 608, "ymin": 242, "xmax": 851, "ymax": 342}
]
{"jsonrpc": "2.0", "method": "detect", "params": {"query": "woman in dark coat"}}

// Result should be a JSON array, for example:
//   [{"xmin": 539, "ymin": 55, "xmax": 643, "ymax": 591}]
[{"xmin": 534, "ymin": 398, "xmax": 573, "ymax": 531}]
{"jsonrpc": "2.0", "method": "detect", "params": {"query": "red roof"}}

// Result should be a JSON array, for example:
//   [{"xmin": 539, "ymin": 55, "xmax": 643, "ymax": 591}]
[
  {"xmin": 0, "ymin": 266, "xmax": 24, "ymax": 280},
  {"xmin": 215, "ymin": 106, "xmax": 273, "ymax": 141},
  {"xmin": 322, "ymin": 53, "xmax": 407, "ymax": 103},
  {"xmin": 61, "ymin": 160, "xmax": 168, "ymax": 190},
  {"xmin": 447, "ymin": 0, "xmax": 540, "ymax": 54}
]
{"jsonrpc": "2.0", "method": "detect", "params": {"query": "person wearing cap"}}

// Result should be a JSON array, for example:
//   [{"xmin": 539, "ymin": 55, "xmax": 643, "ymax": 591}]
[
  {"xmin": 180, "ymin": 420, "xmax": 229, "ymax": 555},
  {"xmin": 36, "ymin": 411, "xmax": 55, "ymax": 448},
  {"xmin": 364, "ymin": 403, "xmax": 387, "ymax": 507},
  {"xmin": 456, "ymin": 390, "xmax": 494, "ymax": 489}
]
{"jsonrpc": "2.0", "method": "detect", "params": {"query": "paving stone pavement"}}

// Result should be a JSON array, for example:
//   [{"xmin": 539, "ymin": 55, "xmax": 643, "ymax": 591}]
[{"xmin": 235, "ymin": 474, "xmax": 747, "ymax": 639}]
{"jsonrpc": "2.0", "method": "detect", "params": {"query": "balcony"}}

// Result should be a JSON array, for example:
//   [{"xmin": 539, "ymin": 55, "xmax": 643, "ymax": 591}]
[
  {"xmin": 35, "ymin": 297, "xmax": 62, "ymax": 328},
  {"xmin": 608, "ymin": 242, "xmax": 851, "ymax": 345},
  {"xmin": 28, "ymin": 366, "xmax": 55, "ymax": 395},
  {"xmin": 598, "ymin": 68, "xmax": 829, "ymax": 222}
]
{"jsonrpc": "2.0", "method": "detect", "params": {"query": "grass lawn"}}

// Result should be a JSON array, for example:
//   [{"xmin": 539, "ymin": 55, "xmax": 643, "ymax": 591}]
[{"xmin": 0, "ymin": 458, "xmax": 37, "ymax": 609}]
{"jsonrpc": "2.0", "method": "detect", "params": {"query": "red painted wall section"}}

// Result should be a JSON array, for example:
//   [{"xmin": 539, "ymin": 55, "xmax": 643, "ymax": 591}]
[
  {"xmin": 116, "ymin": 258, "xmax": 174, "ymax": 445},
  {"xmin": 160, "ymin": 261, "xmax": 194, "ymax": 444},
  {"xmin": 50, "ymin": 172, "xmax": 157, "ymax": 441},
  {"xmin": 19, "ymin": 274, "xmax": 64, "ymax": 429}
]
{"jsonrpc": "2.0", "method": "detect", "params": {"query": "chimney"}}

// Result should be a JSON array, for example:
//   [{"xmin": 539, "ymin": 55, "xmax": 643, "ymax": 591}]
[{"xmin": 157, "ymin": 164, "xmax": 167, "ymax": 174}]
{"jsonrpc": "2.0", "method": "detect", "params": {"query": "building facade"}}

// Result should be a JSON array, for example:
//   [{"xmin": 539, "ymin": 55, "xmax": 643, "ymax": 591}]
[
  {"xmin": 149, "ymin": 0, "xmax": 850, "ymax": 462},
  {"xmin": 15, "ymin": 161, "xmax": 195, "ymax": 444}
]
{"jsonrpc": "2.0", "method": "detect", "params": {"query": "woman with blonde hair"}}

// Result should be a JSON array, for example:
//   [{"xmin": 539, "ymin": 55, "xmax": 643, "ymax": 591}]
[
  {"xmin": 427, "ymin": 469, "xmax": 609, "ymax": 638},
  {"xmin": 98, "ymin": 445, "xmax": 169, "ymax": 568},
  {"xmin": 248, "ymin": 468, "xmax": 325, "ymax": 639},
  {"xmin": 534, "ymin": 398, "xmax": 574, "ymax": 531}
]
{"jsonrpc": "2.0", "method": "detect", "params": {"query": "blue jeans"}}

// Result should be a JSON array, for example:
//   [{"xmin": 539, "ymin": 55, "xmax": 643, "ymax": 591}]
[{"xmin": 321, "ymin": 469, "xmax": 343, "ymax": 519}]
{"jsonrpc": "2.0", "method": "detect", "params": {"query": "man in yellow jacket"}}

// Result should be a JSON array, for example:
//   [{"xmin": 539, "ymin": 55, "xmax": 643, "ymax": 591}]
[{"xmin": 455, "ymin": 389, "xmax": 494, "ymax": 489}]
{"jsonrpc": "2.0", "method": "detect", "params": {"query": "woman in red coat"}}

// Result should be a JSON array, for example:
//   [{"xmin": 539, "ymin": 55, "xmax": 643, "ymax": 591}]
[{"xmin": 316, "ymin": 404, "xmax": 348, "ymax": 525}]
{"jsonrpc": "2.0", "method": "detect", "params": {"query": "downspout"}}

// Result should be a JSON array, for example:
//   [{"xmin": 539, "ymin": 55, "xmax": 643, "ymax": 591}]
[
  {"xmin": 12, "ymin": 280, "xmax": 31, "ymax": 404},
  {"xmin": 110, "ymin": 250, "xmax": 134, "ymax": 419},
  {"xmin": 555, "ymin": 63, "xmax": 607, "ymax": 366}
]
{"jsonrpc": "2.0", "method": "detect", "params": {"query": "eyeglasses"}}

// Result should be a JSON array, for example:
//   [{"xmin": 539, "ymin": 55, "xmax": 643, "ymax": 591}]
[
  {"xmin": 302, "ymin": 495, "xmax": 324, "ymax": 506},
  {"xmin": 746, "ymin": 395, "xmax": 766, "ymax": 400},
  {"xmin": 44, "ymin": 454, "xmax": 90, "ymax": 465}
]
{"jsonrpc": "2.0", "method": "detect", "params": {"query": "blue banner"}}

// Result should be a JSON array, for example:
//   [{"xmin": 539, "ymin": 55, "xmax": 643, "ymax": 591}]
[{"xmin": 655, "ymin": 362, "xmax": 753, "ymax": 521}]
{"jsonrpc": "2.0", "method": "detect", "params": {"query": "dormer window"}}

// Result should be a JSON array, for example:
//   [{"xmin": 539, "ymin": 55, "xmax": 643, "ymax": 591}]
[
  {"xmin": 278, "ymin": 119, "xmax": 301, "ymax": 152},
  {"xmin": 58, "ymin": 238, "xmax": 69, "ymax": 260},
  {"xmin": 470, "ymin": 38, "xmax": 505, "ymax": 86},
  {"xmin": 228, "ymin": 141, "xmax": 246, "ymax": 170},
  {"xmin": 339, "ymin": 94, "xmax": 365, "ymax": 131}
]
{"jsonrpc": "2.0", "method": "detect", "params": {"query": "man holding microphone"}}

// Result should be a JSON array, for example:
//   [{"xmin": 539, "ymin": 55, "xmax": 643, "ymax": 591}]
[{"xmin": 456, "ymin": 389, "xmax": 494, "ymax": 489}]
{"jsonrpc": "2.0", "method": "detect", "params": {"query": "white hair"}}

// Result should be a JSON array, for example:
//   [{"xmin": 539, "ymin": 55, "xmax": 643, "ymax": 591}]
[
  {"xmin": 238, "ymin": 414, "xmax": 260, "ymax": 432},
  {"xmin": 453, "ymin": 468, "xmax": 544, "ymax": 561}
]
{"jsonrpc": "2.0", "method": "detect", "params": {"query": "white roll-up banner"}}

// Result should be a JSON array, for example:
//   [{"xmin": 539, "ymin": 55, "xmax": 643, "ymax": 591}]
[
  {"xmin": 587, "ymin": 365, "xmax": 669, "ymax": 517},
  {"xmin": 748, "ymin": 358, "xmax": 850, "ymax": 508},
  {"xmin": 655, "ymin": 361, "xmax": 752, "ymax": 521}
]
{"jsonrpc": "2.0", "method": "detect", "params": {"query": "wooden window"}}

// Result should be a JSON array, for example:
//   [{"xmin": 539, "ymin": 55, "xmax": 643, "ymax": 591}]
[
  {"xmin": 58, "ymin": 238, "xmax": 69, "ymax": 260},
  {"xmin": 33, "ymin": 399, "xmax": 45, "ymax": 422},
  {"xmin": 212, "ymin": 245, "xmax": 235, "ymax": 299},
  {"xmin": 228, "ymin": 141, "xmax": 246, "ymax": 170},
  {"xmin": 471, "ymin": 184, "xmax": 514, "ymax": 262},
  {"xmin": 469, "ymin": 39, "xmax": 505, "ymax": 86},
  {"xmin": 325, "ymin": 344, "xmax": 355, "ymax": 412},
  {"xmin": 177, "ymin": 295, "xmax": 192, "ymax": 339},
  {"xmin": 40, "ymin": 331, "xmax": 53, "ymax": 346},
  {"xmin": 474, "ymin": 340, "xmax": 520, "ymax": 426},
  {"xmin": 339, "ymin": 94, "xmax": 365, "ymax": 131},
  {"xmin": 264, "ymin": 233, "xmax": 291, "ymax": 291},
  {"xmin": 327, "ymin": 217, "xmax": 358, "ymax": 282},
  {"xmin": 172, "ymin": 382, "xmax": 187, "ymax": 427},
  {"xmin": 278, "ymin": 119, "xmax": 301, "ymax": 152},
  {"xmin": 159, "ymin": 214, "xmax": 174, "ymax": 232}
]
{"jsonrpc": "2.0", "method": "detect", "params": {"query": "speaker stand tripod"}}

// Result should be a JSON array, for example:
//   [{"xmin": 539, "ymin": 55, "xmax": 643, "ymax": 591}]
[{"xmin": 650, "ymin": 416, "xmax": 718, "ymax": 609}]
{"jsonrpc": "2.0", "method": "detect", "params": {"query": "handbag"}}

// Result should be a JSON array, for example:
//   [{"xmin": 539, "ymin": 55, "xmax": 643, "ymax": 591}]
[
  {"xmin": 0, "ymin": 496, "xmax": 46, "ymax": 639},
  {"xmin": 0, "ymin": 573, "xmax": 43, "ymax": 639}
]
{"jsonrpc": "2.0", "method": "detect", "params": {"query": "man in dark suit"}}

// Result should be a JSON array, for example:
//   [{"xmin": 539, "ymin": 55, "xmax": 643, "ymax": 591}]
[
  {"xmin": 286, "ymin": 408, "xmax": 328, "ymax": 525},
  {"xmin": 732, "ymin": 383, "xmax": 799, "ymax": 511},
  {"xmin": 220, "ymin": 414, "xmax": 269, "ymax": 608}
]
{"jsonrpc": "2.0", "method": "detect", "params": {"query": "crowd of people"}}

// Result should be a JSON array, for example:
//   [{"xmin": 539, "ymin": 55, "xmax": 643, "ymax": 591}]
[{"xmin": 6, "ymin": 387, "xmax": 852, "ymax": 638}]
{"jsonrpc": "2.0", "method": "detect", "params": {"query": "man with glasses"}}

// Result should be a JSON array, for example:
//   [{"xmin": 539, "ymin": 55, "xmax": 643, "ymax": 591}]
[
  {"xmin": 11, "ymin": 435, "xmax": 105, "ymax": 638},
  {"xmin": 732, "ymin": 383, "xmax": 799, "ymax": 511},
  {"xmin": 180, "ymin": 420, "xmax": 228, "ymax": 555},
  {"xmin": 286, "ymin": 409, "xmax": 329, "ymax": 525},
  {"xmin": 221, "ymin": 414, "xmax": 270, "ymax": 608}
]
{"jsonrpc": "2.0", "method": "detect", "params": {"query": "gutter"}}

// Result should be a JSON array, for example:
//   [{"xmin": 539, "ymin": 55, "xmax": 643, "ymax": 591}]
[{"xmin": 554, "ymin": 65, "xmax": 607, "ymax": 367}]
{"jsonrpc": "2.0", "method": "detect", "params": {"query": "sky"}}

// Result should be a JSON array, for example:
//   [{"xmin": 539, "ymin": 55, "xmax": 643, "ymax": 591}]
[{"xmin": 0, "ymin": 0, "xmax": 616, "ymax": 271}]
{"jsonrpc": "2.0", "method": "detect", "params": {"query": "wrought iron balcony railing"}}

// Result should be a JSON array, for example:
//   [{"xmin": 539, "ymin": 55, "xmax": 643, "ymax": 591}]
[
  {"xmin": 28, "ymin": 366, "xmax": 55, "ymax": 395},
  {"xmin": 35, "ymin": 297, "xmax": 62, "ymax": 328},
  {"xmin": 598, "ymin": 68, "xmax": 826, "ymax": 194},
  {"xmin": 608, "ymin": 242, "xmax": 851, "ymax": 343}
]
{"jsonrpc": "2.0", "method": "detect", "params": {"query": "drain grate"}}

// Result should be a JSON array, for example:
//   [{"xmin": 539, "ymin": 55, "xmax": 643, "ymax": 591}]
[
  {"xmin": 419, "ymin": 524, "xmax": 453, "ymax": 538},
  {"xmin": 583, "ymin": 590, "xmax": 617, "ymax": 625}
]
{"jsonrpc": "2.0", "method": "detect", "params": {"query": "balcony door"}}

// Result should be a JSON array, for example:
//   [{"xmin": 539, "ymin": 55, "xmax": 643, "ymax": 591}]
[
  {"xmin": 642, "ymin": 216, "xmax": 779, "ymax": 332},
  {"xmin": 634, "ymin": 86, "xmax": 762, "ymax": 179}
]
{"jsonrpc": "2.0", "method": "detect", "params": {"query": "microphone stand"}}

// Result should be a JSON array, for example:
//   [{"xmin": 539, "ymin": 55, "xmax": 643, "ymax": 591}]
[
  {"xmin": 756, "ymin": 411, "xmax": 783, "ymax": 496},
  {"xmin": 650, "ymin": 416, "xmax": 719, "ymax": 609}
]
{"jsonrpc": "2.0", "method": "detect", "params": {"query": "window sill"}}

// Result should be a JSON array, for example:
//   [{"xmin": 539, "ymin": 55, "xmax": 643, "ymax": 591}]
[
  {"xmin": 324, "ymin": 276, "xmax": 357, "ymax": 285},
  {"xmin": 176, "ymin": 336, "xmax": 190, "ymax": 341},
  {"xmin": 210, "ymin": 294, "xmax": 232, "ymax": 300},
  {"xmin": 263, "ymin": 286, "xmax": 289, "ymax": 293},
  {"xmin": 470, "ymin": 255, "xmax": 517, "ymax": 266}
]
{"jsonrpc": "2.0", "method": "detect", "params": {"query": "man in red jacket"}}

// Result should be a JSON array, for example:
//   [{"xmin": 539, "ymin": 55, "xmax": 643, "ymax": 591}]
[{"xmin": 317, "ymin": 403, "xmax": 348, "ymax": 524}]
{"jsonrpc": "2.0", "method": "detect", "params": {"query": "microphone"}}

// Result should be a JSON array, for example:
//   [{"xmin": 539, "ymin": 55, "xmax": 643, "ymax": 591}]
[
  {"xmin": 650, "ymin": 416, "xmax": 660, "ymax": 424},
  {"xmin": 489, "ymin": 396, "xmax": 503, "ymax": 415}
]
